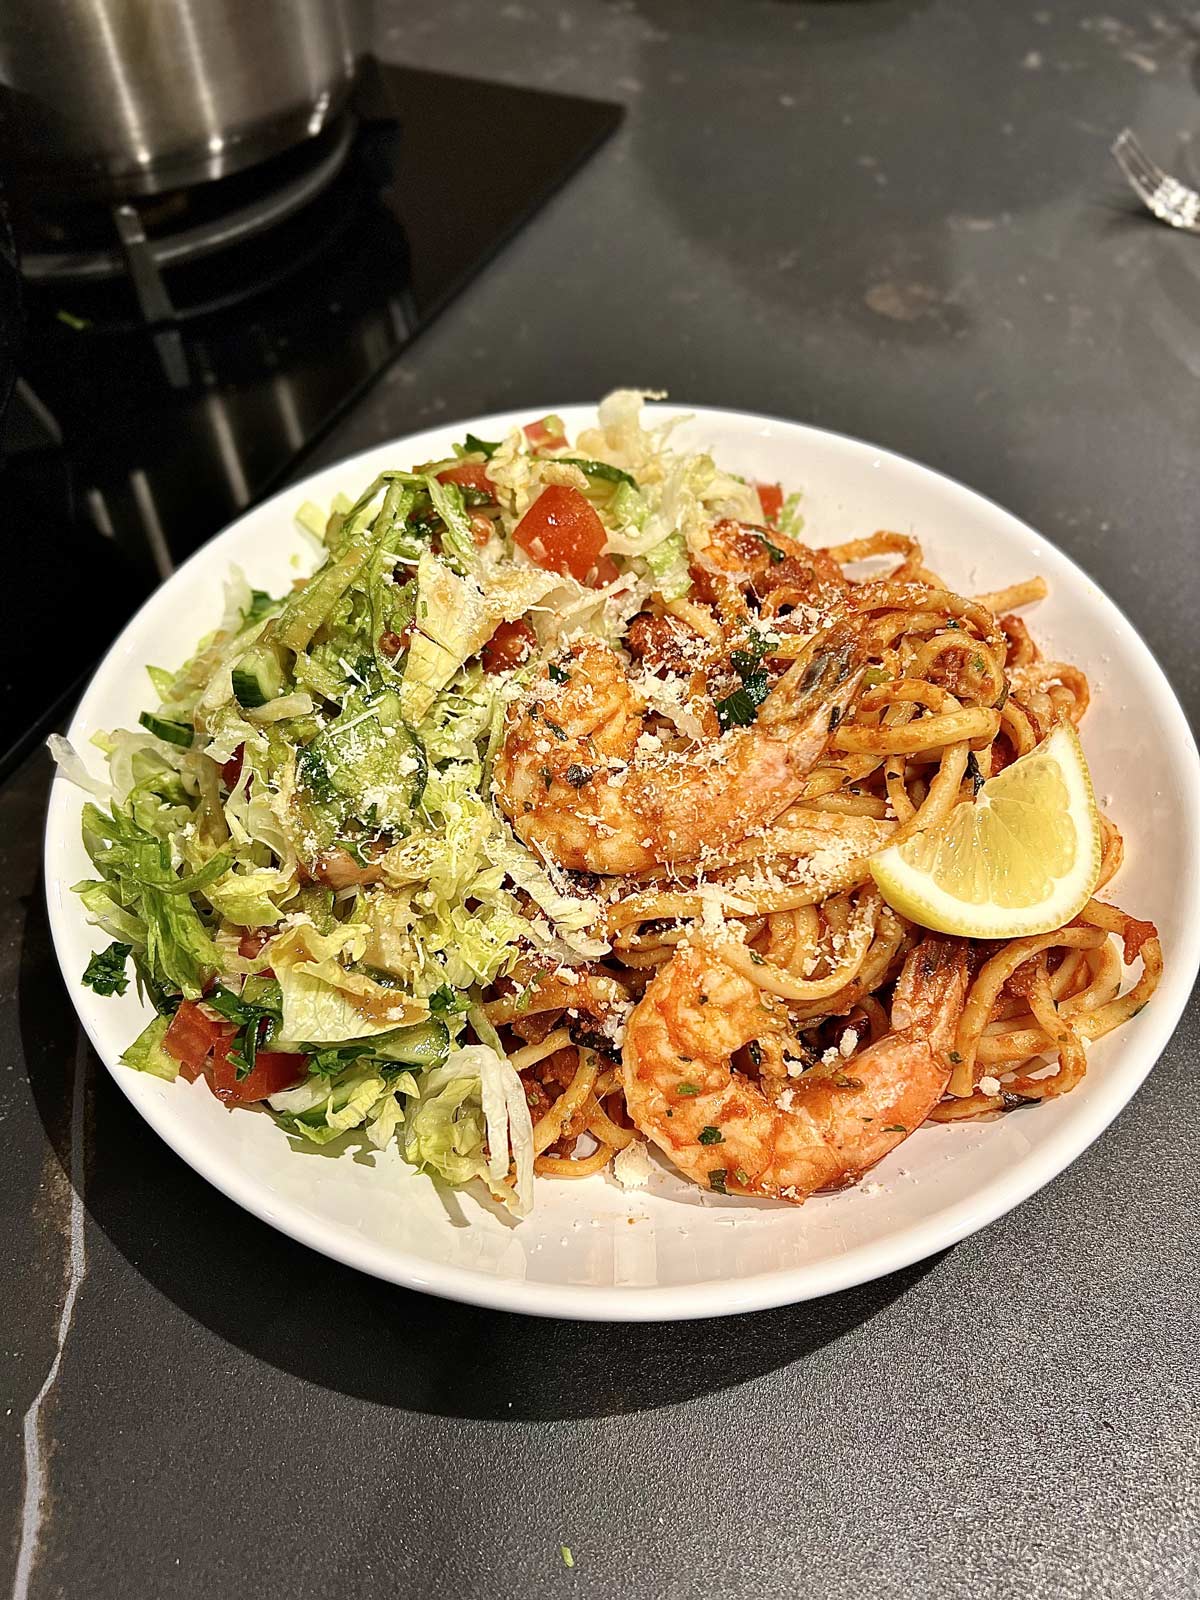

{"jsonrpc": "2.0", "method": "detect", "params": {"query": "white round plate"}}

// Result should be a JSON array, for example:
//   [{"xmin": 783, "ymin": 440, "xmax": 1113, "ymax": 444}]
[{"xmin": 44, "ymin": 404, "xmax": 1200, "ymax": 1321}]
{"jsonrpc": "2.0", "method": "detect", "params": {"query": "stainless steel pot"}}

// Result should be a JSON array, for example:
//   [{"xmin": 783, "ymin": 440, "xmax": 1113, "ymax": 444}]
[{"xmin": 0, "ymin": 0, "xmax": 371, "ymax": 200}]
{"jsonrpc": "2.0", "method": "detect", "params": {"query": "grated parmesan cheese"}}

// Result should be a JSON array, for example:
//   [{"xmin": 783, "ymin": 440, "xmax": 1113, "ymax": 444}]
[{"xmin": 612, "ymin": 1140, "xmax": 654, "ymax": 1190}]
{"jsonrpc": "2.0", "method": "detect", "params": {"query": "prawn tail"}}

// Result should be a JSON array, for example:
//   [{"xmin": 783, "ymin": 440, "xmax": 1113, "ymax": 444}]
[
  {"xmin": 760, "ymin": 621, "xmax": 864, "ymax": 735},
  {"xmin": 891, "ymin": 934, "xmax": 970, "ymax": 1050}
]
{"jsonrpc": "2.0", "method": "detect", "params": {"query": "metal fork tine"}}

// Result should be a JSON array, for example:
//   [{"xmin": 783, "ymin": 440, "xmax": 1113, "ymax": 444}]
[
  {"xmin": 1112, "ymin": 134, "xmax": 1149, "ymax": 192},
  {"xmin": 1113, "ymin": 130, "xmax": 1161, "ymax": 197},
  {"xmin": 1119, "ymin": 130, "xmax": 1172, "ymax": 195},
  {"xmin": 1129, "ymin": 146, "xmax": 1171, "ymax": 197},
  {"xmin": 1111, "ymin": 127, "xmax": 1200, "ymax": 232}
]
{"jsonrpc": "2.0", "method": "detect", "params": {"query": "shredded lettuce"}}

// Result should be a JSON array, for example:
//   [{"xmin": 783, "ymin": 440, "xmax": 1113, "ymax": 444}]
[
  {"xmin": 401, "ymin": 553, "xmax": 493, "ymax": 723},
  {"xmin": 780, "ymin": 490, "xmax": 805, "ymax": 539},
  {"xmin": 268, "ymin": 922, "xmax": 424, "ymax": 1044},
  {"xmin": 269, "ymin": 1065, "xmax": 412, "ymax": 1146},
  {"xmin": 77, "ymin": 802, "xmax": 220, "ymax": 1000},
  {"xmin": 641, "ymin": 528, "xmax": 692, "ymax": 602},
  {"xmin": 404, "ymin": 1044, "xmax": 533, "ymax": 1215},
  {"xmin": 120, "ymin": 1014, "xmax": 179, "ymax": 1081},
  {"xmin": 485, "ymin": 830, "xmax": 609, "ymax": 960},
  {"xmin": 49, "ymin": 735, "xmax": 113, "ymax": 801}
]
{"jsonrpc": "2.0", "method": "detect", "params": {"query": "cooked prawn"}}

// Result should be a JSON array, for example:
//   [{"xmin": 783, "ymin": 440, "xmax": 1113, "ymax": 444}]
[
  {"xmin": 622, "ymin": 931, "xmax": 968, "ymax": 1201},
  {"xmin": 689, "ymin": 518, "xmax": 850, "ymax": 618},
  {"xmin": 494, "ymin": 626, "xmax": 864, "ymax": 874}
]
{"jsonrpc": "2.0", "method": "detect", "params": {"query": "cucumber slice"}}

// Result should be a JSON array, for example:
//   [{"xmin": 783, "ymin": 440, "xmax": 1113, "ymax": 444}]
[
  {"xmin": 231, "ymin": 643, "xmax": 286, "ymax": 709},
  {"xmin": 138, "ymin": 711, "xmax": 194, "ymax": 747},
  {"xmin": 320, "ymin": 691, "xmax": 427, "ymax": 806},
  {"xmin": 374, "ymin": 1018, "xmax": 450, "ymax": 1070},
  {"xmin": 559, "ymin": 456, "xmax": 637, "ymax": 487}
]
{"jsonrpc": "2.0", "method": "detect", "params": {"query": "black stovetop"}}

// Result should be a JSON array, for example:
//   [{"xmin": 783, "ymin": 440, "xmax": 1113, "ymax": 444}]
[{"xmin": 0, "ymin": 60, "xmax": 620, "ymax": 777}]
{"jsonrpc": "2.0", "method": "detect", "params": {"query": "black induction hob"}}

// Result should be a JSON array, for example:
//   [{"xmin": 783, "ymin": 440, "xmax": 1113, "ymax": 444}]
[{"xmin": 0, "ymin": 60, "xmax": 621, "ymax": 779}]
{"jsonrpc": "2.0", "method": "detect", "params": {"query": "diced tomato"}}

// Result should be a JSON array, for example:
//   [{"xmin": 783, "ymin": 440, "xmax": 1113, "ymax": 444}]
[
  {"xmin": 482, "ymin": 618, "xmax": 537, "ymax": 674},
  {"xmin": 436, "ymin": 460, "xmax": 494, "ymax": 498},
  {"xmin": 755, "ymin": 482, "xmax": 784, "ymax": 522},
  {"xmin": 379, "ymin": 622, "xmax": 413, "ymax": 658},
  {"xmin": 206, "ymin": 1033, "xmax": 308, "ymax": 1106},
  {"xmin": 523, "ymin": 417, "xmax": 568, "ymax": 452},
  {"xmin": 221, "ymin": 744, "xmax": 245, "ymax": 790},
  {"xmin": 469, "ymin": 511, "xmax": 494, "ymax": 546},
  {"xmin": 163, "ymin": 1000, "xmax": 233, "ymax": 1081},
  {"xmin": 513, "ymin": 485, "xmax": 611, "ymax": 585},
  {"xmin": 237, "ymin": 928, "xmax": 272, "ymax": 960}
]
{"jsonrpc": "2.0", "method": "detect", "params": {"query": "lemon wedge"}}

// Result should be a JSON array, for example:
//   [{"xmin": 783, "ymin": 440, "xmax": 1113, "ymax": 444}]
[{"xmin": 869, "ymin": 722, "xmax": 1103, "ymax": 938}]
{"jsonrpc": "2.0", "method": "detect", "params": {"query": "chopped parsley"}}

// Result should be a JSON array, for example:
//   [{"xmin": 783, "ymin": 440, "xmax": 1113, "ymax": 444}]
[
  {"xmin": 697, "ymin": 1125, "xmax": 723, "ymax": 1145},
  {"xmin": 676, "ymin": 1082, "xmax": 699, "ymax": 1096},
  {"xmin": 882, "ymin": 1123, "xmax": 907, "ymax": 1134},
  {"xmin": 708, "ymin": 1168, "xmax": 729, "ymax": 1193},
  {"xmin": 965, "ymin": 751, "xmax": 985, "ymax": 796},
  {"xmin": 297, "ymin": 742, "xmax": 335, "ymax": 802},
  {"xmin": 548, "ymin": 662, "xmax": 571, "ymax": 685},
  {"xmin": 731, "ymin": 634, "xmax": 777, "ymax": 674},
  {"xmin": 463, "ymin": 432, "xmax": 499, "ymax": 457},
  {"xmin": 716, "ymin": 679, "xmax": 769, "ymax": 732},
  {"xmin": 82, "ymin": 941, "xmax": 132, "ymax": 998},
  {"xmin": 205, "ymin": 982, "xmax": 284, "ymax": 1080},
  {"xmin": 244, "ymin": 589, "xmax": 276, "ymax": 626},
  {"xmin": 428, "ymin": 983, "xmax": 468, "ymax": 1016},
  {"xmin": 716, "ymin": 640, "xmax": 775, "ymax": 731},
  {"xmin": 735, "ymin": 1167, "xmax": 750, "ymax": 1185}
]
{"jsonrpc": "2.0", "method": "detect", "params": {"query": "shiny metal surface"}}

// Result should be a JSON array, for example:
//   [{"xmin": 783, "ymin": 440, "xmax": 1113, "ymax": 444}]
[{"xmin": 0, "ymin": 0, "xmax": 370, "ymax": 199}]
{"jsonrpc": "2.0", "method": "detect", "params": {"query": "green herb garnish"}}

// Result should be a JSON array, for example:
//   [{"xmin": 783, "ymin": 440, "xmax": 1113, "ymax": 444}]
[
  {"xmin": 463, "ymin": 433, "xmax": 499, "ymax": 457},
  {"xmin": 82, "ymin": 941, "xmax": 132, "ymax": 998},
  {"xmin": 205, "ymin": 982, "xmax": 283, "ymax": 1080},
  {"xmin": 715, "ymin": 679, "xmax": 768, "ymax": 732}
]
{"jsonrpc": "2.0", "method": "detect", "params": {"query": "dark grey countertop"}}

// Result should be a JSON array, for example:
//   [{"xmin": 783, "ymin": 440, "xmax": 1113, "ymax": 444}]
[{"xmin": 4, "ymin": 2, "xmax": 1200, "ymax": 1596}]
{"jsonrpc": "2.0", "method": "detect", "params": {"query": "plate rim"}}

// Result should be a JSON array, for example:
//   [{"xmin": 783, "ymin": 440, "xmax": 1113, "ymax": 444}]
[{"xmin": 43, "ymin": 402, "xmax": 1200, "ymax": 1322}]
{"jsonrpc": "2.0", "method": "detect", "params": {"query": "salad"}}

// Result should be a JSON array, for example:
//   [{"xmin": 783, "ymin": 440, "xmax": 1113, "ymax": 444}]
[{"xmin": 53, "ymin": 393, "xmax": 776, "ymax": 1216}]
